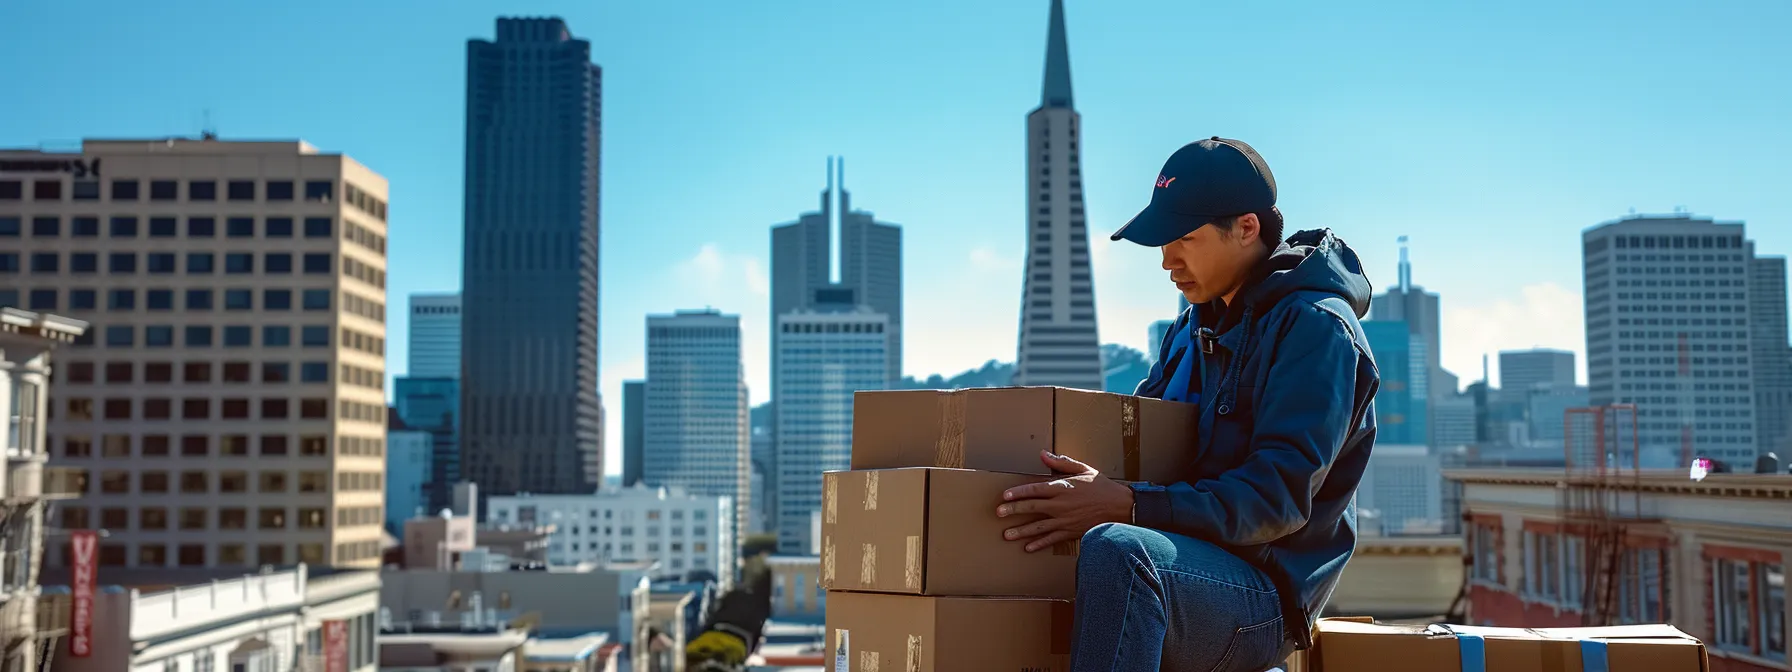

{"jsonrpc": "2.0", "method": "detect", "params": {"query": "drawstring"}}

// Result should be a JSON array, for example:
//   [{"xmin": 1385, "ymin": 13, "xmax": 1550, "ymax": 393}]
[{"xmin": 1215, "ymin": 305, "xmax": 1256, "ymax": 416}]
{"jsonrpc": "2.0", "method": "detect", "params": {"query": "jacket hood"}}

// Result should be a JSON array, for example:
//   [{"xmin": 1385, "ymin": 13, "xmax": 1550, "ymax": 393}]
[{"xmin": 1241, "ymin": 228, "xmax": 1374, "ymax": 319}]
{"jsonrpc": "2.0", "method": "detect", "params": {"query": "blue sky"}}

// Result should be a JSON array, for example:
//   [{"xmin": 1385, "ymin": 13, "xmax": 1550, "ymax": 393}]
[{"xmin": 4, "ymin": 0, "xmax": 1789, "ymax": 474}]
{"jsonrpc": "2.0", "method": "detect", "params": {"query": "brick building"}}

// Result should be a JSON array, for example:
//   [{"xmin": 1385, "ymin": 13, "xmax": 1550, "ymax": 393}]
[{"xmin": 1450, "ymin": 468, "xmax": 1789, "ymax": 671}]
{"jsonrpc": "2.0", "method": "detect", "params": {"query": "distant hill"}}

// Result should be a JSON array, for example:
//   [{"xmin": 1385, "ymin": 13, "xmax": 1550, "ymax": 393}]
[
  {"xmin": 893, "ymin": 359, "xmax": 1016, "ymax": 390},
  {"xmin": 888, "ymin": 344, "xmax": 1150, "ymax": 393}
]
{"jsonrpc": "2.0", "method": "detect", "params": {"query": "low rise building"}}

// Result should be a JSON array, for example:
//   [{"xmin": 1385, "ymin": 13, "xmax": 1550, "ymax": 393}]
[
  {"xmin": 1451, "ymin": 468, "xmax": 1789, "ymax": 672},
  {"xmin": 486, "ymin": 485, "xmax": 735, "ymax": 584},
  {"xmin": 36, "ymin": 565, "xmax": 380, "ymax": 672},
  {"xmin": 379, "ymin": 567, "xmax": 638, "ymax": 648},
  {"xmin": 765, "ymin": 555, "xmax": 823, "ymax": 623},
  {"xmin": 1, "ymin": 309, "xmax": 86, "ymax": 672}
]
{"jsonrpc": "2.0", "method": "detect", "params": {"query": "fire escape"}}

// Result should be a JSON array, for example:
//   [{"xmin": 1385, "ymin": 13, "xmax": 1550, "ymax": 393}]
[{"xmin": 1560, "ymin": 404, "xmax": 1649, "ymax": 626}]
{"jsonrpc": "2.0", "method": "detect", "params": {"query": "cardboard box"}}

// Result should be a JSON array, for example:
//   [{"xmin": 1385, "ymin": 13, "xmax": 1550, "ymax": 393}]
[
  {"xmin": 1307, "ymin": 617, "xmax": 1708, "ymax": 671},
  {"xmin": 825, "ymin": 591, "xmax": 1072, "ymax": 672},
  {"xmin": 820, "ymin": 468, "xmax": 1077, "ymax": 600},
  {"xmin": 851, "ymin": 386, "xmax": 1199, "ymax": 482}
]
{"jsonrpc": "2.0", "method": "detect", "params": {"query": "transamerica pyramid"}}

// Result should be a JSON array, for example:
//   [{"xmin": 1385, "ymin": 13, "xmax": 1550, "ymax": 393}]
[{"xmin": 1013, "ymin": 0, "xmax": 1103, "ymax": 390}]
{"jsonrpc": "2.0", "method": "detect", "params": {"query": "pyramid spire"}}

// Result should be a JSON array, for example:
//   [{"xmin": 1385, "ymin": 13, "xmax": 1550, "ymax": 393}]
[{"xmin": 1041, "ymin": 0, "xmax": 1074, "ymax": 109}]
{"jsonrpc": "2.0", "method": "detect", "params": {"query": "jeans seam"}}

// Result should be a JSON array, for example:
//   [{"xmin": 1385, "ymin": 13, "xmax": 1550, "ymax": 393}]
[
  {"xmin": 1107, "ymin": 557, "xmax": 1142, "ymax": 672},
  {"xmin": 1155, "ymin": 566, "xmax": 1277, "ymax": 595}
]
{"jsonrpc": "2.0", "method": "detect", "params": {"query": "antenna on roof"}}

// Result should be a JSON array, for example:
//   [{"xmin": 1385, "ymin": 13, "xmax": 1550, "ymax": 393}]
[{"xmin": 201, "ymin": 109, "xmax": 218, "ymax": 141}]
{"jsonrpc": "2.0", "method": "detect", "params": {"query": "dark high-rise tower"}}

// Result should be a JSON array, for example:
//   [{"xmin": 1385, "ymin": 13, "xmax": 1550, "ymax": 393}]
[
  {"xmin": 1014, "ymin": 0, "xmax": 1103, "ymax": 389},
  {"xmin": 461, "ymin": 17, "xmax": 603, "ymax": 497}
]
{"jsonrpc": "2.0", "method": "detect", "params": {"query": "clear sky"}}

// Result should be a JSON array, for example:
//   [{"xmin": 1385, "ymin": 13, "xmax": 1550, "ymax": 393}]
[{"xmin": 4, "ymin": 0, "xmax": 1789, "ymax": 475}]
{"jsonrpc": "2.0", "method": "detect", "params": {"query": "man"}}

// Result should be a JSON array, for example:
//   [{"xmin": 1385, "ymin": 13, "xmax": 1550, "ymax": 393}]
[{"xmin": 996, "ymin": 137, "xmax": 1379, "ymax": 671}]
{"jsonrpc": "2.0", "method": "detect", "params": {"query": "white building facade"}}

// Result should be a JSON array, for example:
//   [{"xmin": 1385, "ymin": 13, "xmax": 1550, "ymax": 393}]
[
  {"xmin": 1, "ymin": 309, "xmax": 86, "ymax": 672},
  {"xmin": 773, "ymin": 309, "xmax": 889, "ymax": 554},
  {"xmin": 642, "ymin": 310, "xmax": 749, "ymax": 541},
  {"xmin": 406, "ymin": 294, "xmax": 460, "ymax": 379},
  {"xmin": 485, "ymin": 486, "xmax": 735, "ymax": 583},
  {"xmin": 44, "ymin": 566, "xmax": 380, "ymax": 672}
]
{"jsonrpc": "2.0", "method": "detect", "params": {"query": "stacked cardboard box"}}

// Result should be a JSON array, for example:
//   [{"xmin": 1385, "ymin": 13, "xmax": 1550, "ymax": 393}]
[
  {"xmin": 822, "ymin": 387, "xmax": 1201, "ymax": 672},
  {"xmin": 1295, "ymin": 617, "xmax": 1710, "ymax": 671}
]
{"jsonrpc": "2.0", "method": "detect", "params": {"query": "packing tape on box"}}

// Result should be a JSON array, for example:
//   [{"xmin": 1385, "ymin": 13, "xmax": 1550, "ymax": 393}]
[
  {"xmin": 933, "ymin": 391, "xmax": 968, "ymax": 469},
  {"xmin": 822, "ymin": 539, "xmax": 836, "ymax": 583},
  {"xmin": 1120, "ymin": 395, "xmax": 1141, "ymax": 481},
  {"xmin": 906, "ymin": 634, "xmax": 923, "ymax": 672},
  {"xmin": 864, "ymin": 471, "xmax": 879, "ymax": 511},
  {"xmin": 861, "ymin": 543, "xmax": 877, "ymax": 585},
  {"xmin": 904, "ymin": 535, "xmax": 922, "ymax": 590},
  {"xmin": 825, "ymin": 475, "xmax": 838, "ymax": 524},
  {"xmin": 1428, "ymin": 625, "xmax": 1610, "ymax": 672}
]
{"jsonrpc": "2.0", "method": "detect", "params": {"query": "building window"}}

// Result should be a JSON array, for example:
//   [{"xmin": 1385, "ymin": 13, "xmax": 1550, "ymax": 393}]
[
  {"xmin": 0, "ymin": 181, "xmax": 19, "ymax": 200},
  {"xmin": 227, "ymin": 180, "xmax": 256, "ymax": 201},
  {"xmin": 34, "ymin": 180, "xmax": 61, "ymax": 200},
  {"xmin": 303, "ymin": 253, "xmax": 331, "ymax": 274},
  {"xmin": 149, "ymin": 180, "xmax": 177, "ymax": 201},
  {"xmin": 1711, "ymin": 554, "xmax": 1787, "ymax": 657},
  {"xmin": 266, "ymin": 181, "xmax": 294, "ymax": 201},
  {"xmin": 227, "ymin": 217, "xmax": 255, "ymax": 237},
  {"xmin": 188, "ymin": 216, "xmax": 216, "ymax": 238},
  {"xmin": 264, "ymin": 289, "xmax": 292, "ymax": 311},
  {"xmin": 259, "ymin": 508, "xmax": 287, "ymax": 529},
  {"xmin": 302, "ymin": 289, "xmax": 331, "ymax": 310},
  {"xmin": 31, "ymin": 216, "xmax": 58, "ymax": 236},
  {"xmin": 304, "ymin": 217, "xmax": 332, "ymax": 237},
  {"xmin": 225, "ymin": 253, "xmax": 254, "ymax": 274},
  {"xmin": 149, "ymin": 217, "xmax": 177, "ymax": 237},
  {"xmin": 267, "ymin": 217, "xmax": 294, "ymax": 237},
  {"xmin": 189, "ymin": 180, "xmax": 216, "ymax": 201},
  {"xmin": 266, "ymin": 253, "xmax": 292, "ymax": 274},
  {"xmin": 109, "ymin": 252, "xmax": 137, "ymax": 274},
  {"xmin": 187, "ymin": 252, "xmax": 215, "ymax": 274},
  {"xmin": 264, "ymin": 326, "xmax": 291, "ymax": 347},
  {"xmin": 109, "ymin": 289, "xmax": 136, "ymax": 311}
]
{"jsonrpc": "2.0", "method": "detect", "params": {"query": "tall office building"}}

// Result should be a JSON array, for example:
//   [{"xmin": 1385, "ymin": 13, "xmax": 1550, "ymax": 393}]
[
  {"xmin": 1012, "ymin": 0, "xmax": 1103, "ymax": 390},
  {"xmin": 643, "ymin": 310, "xmax": 750, "ymax": 540},
  {"xmin": 773, "ymin": 308, "xmax": 890, "ymax": 553},
  {"xmin": 394, "ymin": 376, "xmax": 459, "ymax": 514},
  {"xmin": 1582, "ymin": 214, "xmax": 1760, "ymax": 467},
  {"xmin": 407, "ymin": 293, "xmax": 460, "ymax": 378},
  {"xmin": 1363, "ymin": 321, "xmax": 1430, "ymax": 446},
  {"xmin": 386, "ymin": 408, "xmax": 432, "ymax": 533},
  {"xmin": 1748, "ymin": 254, "xmax": 1792, "ymax": 457},
  {"xmin": 1357, "ymin": 444, "xmax": 1444, "ymax": 536},
  {"xmin": 1, "ymin": 138, "xmax": 391, "ymax": 568},
  {"xmin": 461, "ymin": 17, "xmax": 604, "ymax": 498},
  {"xmin": 622, "ymin": 380, "xmax": 645, "ymax": 487},
  {"xmin": 1370, "ymin": 237, "xmax": 1449, "ymax": 399},
  {"xmin": 1499, "ymin": 348, "xmax": 1576, "ymax": 393},
  {"xmin": 770, "ymin": 158, "xmax": 902, "ymax": 388}
]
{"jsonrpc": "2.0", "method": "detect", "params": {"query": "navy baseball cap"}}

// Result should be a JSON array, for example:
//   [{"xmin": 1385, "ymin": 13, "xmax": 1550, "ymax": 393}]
[{"xmin": 1110, "ymin": 137, "xmax": 1278, "ymax": 247}]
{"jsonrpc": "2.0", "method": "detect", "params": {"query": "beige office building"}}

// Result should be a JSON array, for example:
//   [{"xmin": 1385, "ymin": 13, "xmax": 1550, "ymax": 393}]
[{"xmin": 0, "ymin": 138, "xmax": 390, "ymax": 568}]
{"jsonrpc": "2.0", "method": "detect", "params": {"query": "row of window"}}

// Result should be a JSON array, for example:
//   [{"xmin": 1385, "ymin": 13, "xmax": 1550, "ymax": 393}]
[
  {"xmin": 59, "ymin": 433, "xmax": 376, "ymax": 458},
  {"xmin": 69, "ymin": 540, "xmax": 326, "ymax": 568},
  {"xmin": 0, "ymin": 214, "xmax": 335, "ymax": 239},
  {"xmin": 0, "ymin": 250, "xmax": 335, "ymax": 276},
  {"xmin": 6, "ymin": 287, "xmax": 379, "ymax": 318},
  {"xmin": 341, "ymin": 255, "xmax": 387, "ymax": 289},
  {"xmin": 61, "ymin": 396, "xmax": 335, "ymax": 422},
  {"xmin": 498, "ymin": 507, "xmax": 710, "ymax": 522},
  {"xmin": 0, "ymin": 178, "xmax": 341, "ymax": 204},
  {"xmin": 1469, "ymin": 521, "xmax": 1787, "ymax": 658},
  {"xmin": 81, "ymin": 468, "xmax": 330, "ymax": 495},
  {"xmin": 62, "ymin": 359, "xmax": 375, "ymax": 386},
  {"xmin": 76, "ymin": 324, "xmax": 335, "ymax": 349}
]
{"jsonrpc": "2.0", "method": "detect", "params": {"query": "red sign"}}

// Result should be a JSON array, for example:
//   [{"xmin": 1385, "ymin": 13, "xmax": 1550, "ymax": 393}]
[
  {"xmin": 69, "ymin": 531, "xmax": 97, "ymax": 658},
  {"xmin": 323, "ymin": 620, "xmax": 348, "ymax": 672}
]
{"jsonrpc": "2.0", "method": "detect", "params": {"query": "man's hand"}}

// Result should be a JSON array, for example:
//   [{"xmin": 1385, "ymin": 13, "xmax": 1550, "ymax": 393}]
[{"xmin": 995, "ymin": 450, "xmax": 1135, "ymax": 553}]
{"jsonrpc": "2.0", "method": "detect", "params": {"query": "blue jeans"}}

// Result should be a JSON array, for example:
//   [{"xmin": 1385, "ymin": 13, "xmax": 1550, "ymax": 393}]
[{"xmin": 1071, "ymin": 523, "xmax": 1295, "ymax": 672}]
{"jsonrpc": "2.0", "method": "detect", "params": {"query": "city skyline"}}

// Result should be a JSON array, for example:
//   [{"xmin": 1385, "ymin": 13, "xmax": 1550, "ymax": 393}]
[{"xmin": 5, "ymin": 1, "xmax": 1792, "ymax": 475}]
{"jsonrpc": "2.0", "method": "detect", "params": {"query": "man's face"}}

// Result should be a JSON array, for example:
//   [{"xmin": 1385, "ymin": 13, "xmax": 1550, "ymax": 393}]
[{"xmin": 1160, "ymin": 213, "xmax": 1260, "ymax": 305}]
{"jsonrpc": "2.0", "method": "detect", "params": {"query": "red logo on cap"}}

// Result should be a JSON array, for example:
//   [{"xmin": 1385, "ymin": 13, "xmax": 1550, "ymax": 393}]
[{"xmin": 1155, "ymin": 175, "xmax": 1177, "ymax": 188}]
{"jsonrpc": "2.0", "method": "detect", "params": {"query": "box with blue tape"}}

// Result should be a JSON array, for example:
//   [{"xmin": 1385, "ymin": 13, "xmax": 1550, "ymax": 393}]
[{"xmin": 1302, "ymin": 618, "xmax": 1708, "ymax": 672}]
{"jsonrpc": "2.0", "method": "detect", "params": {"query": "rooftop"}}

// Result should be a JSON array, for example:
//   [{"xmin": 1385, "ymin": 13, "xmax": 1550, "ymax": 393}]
[{"xmin": 522, "ymin": 631, "xmax": 609, "ymax": 662}]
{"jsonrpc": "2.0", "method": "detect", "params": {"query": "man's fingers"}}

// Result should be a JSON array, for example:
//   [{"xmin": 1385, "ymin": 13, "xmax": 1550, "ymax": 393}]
[
  {"xmin": 1039, "ymin": 450, "xmax": 1096, "ymax": 475},
  {"xmin": 1003, "ymin": 516, "xmax": 1064, "ymax": 542},
  {"xmin": 1023, "ymin": 529, "xmax": 1080, "ymax": 553},
  {"xmin": 1002, "ymin": 480, "xmax": 1072, "ymax": 503},
  {"xmin": 995, "ymin": 497, "xmax": 1061, "ymax": 518}
]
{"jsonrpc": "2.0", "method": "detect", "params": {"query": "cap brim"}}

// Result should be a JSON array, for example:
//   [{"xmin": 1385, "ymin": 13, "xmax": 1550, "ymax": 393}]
[{"xmin": 1109, "ymin": 204, "xmax": 1211, "ymax": 247}]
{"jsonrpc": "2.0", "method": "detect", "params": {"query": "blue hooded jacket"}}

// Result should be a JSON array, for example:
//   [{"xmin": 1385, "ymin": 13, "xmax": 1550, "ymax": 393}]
[{"xmin": 1129, "ymin": 228, "xmax": 1380, "ymax": 650}]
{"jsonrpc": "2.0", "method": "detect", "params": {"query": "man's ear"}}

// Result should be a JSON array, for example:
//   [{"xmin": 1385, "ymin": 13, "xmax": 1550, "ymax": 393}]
[{"xmin": 1234, "ymin": 213, "xmax": 1261, "ymax": 248}]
